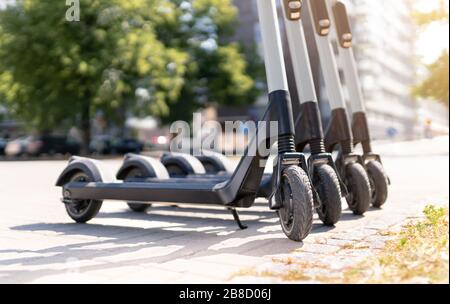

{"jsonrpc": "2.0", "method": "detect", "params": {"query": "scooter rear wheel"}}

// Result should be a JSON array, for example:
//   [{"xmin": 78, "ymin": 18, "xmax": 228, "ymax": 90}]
[
  {"xmin": 345, "ymin": 163, "xmax": 371, "ymax": 215},
  {"xmin": 124, "ymin": 168, "xmax": 151, "ymax": 213},
  {"xmin": 278, "ymin": 166, "xmax": 314, "ymax": 242},
  {"xmin": 366, "ymin": 161, "xmax": 389, "ymax": 208},
  {"xmin": 64, "ymin": 172, "xmax": 103, "ymax": 223},
  {"xmin": 314, "ymin": 164, "xmax": 342, "ymax": 226}
]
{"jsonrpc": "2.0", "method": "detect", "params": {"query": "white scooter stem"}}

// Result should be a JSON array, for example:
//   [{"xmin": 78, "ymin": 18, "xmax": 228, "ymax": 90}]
[
  {"xmin": 326, "ymin": 0, "xmax": 366, "ymax": 113},
  {"xmin": 280, "ymin": 0, "xmax": 318, "ymax": 104},
  {"xmin": 256, "ymin": 0, "xmax": 289, "ymax": 94},
  {"xmin": 304, "ymin": 0, "xmax": 347, "ymax": 110}
]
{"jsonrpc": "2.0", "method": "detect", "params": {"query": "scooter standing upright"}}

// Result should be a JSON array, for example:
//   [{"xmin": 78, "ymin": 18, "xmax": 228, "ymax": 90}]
[
  {"xmin": 120, "ymin": 0, "xmax": 344, "ymax": 226},
  {"xmin": 328, "ymin": 0, "xmax": 390, "ymax": 208},
  {"xmin": 279, "ymin": 0, "xmax": 343, "ymax": 225},
  {"xmin": 303, "ymin": 0, "xmax": 372, "ymax": 215},
  {"xmin": 56, "ymin": 0, "xmax": 315, "ymax": 242}
]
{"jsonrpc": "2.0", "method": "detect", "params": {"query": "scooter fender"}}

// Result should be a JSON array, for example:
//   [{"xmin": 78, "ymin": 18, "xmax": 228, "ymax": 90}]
[
  {"xmin": 161, "ymin": 152, "xmax": 206, "ymax": 175},
  {"xmin": 116, "ymin": 154, "xmax": 169, "ymax": 180},
  {"xmin": 363, "ymin": 153, "xmax": 391, "ymax": 185},
  {"xmin": 196, "ymin": 150, "xmax": 235, "ymax": 174},
  {"xmin": 269, "ymin": 152, "xmax": 309, "ymax": 210},
  {"xmin": 308, "ymin": 153, "xmax": 349, "ymax": 197},
  {"xmin": 55, "ymin": 156, "xmax": 116, "ymax": 186}
]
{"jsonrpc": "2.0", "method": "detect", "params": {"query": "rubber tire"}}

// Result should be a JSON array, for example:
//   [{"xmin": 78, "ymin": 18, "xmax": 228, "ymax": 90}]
[
  {"xmin": 366, "ymin": 161, "xmax": 389, "ymax": 208},
  {"xmin": 124, "ymin": 168, "xmax": 151, "ymax": 213},
  {"xmin": 202, "ymin": 161, "xmax": 219, "ymax": 174},
  {"xmin": 278, "ymin": 166, "xmax": 314, "ymax": 242},
  {"xmin": 64, "ymin": 172, "xmax": 103, "ymax": 223},
  {"xmin": 314, "ymin": 164, "xmax": 342, "ymax": 226},
  {"xmin": 165, "ymin": 165, "xmax": 187, "ymax": 177},
  {"xmin": 345, "ymin": 163, "xmax": 371, "ymax": 215}
]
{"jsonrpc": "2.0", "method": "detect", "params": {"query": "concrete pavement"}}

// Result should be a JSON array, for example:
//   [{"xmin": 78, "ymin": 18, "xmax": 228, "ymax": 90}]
[{"xmin": 0, "ymin": 137, "xmax": 448, "ymax": 283}]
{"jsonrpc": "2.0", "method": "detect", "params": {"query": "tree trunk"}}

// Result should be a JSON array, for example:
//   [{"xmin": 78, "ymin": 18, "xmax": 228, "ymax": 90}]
[
  {"xmin": 118, "ymin": 98, "xmax": 128, "ymax": 138},
  {"xmin": 80, "ymin": 101, "xmax": 91, "ymax": 155}
]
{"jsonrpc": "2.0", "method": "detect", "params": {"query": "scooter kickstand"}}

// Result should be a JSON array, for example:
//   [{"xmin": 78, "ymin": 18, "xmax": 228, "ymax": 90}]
[{"xmin": 228, "ymin": 208, "xmax": 248, "ymax": 230}]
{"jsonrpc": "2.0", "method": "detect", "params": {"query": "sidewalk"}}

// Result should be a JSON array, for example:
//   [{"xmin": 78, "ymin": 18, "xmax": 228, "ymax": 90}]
[{"xmin": 0, "ymin": 137, "xmax": 448, "ymax": 283}]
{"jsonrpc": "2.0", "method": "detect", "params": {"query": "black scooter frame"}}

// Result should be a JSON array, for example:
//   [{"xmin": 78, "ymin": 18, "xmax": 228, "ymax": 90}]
[{"xmin": 57, "ymin": 91, "xmax": 303, "ymax": 210}]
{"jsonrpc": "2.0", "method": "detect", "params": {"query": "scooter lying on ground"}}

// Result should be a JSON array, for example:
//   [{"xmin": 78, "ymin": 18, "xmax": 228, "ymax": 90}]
[
  {"xmin": 56, "ymin": 0, "xmax": 315, "ymax": 242},
  {"xmin": 303, "ymin": 0, "xmax": 372, "ymax": 215},
  {"xmin": 117, "ymin": 0, "xmax": 344, "ymax": 227},
  {"xmin": 328, "ymin": 0, "xmax": 390, "ymax": 208}
]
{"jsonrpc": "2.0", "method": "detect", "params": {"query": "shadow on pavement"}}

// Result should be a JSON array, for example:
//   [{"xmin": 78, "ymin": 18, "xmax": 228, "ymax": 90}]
[
  {"xmin": 3, "ymin": 202, "xmax": 386, "ymax": 282},
  {"xmin": 3, "ymin": 204, "xmax": 312, "ymax": 282}
]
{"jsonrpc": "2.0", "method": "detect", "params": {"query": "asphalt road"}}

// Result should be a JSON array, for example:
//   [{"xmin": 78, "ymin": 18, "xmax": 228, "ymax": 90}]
[{"xmin": 0, "ymin": 137, "xmax": 448, "ymax": 283}]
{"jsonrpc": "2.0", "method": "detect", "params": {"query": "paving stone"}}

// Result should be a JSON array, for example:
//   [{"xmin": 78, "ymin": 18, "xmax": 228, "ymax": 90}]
[
  {"xmin": 298, "ymin": 243, "xmax": 340, "ymax": 254},
  {"xmin": 324, "ymin": 239, "xmax": 357, "ymax": 248}
]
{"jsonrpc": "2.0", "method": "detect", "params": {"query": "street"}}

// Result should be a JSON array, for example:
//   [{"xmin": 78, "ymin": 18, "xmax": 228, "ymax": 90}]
[{"xmin": 0, "ymin": 137, "xmax": 448, "ymax": 283}]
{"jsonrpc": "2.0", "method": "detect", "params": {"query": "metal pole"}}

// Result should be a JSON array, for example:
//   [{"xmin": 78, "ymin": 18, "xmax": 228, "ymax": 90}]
[{"xmin": 256, "ymin": 0, "xmax": 289, "ymax": 93}]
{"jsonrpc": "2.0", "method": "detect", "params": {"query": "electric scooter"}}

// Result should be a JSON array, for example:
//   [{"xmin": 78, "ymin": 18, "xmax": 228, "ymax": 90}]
[
  {"xmin": 56, "ymin": 0, "xmax": 315, "ymax": 242},
  {"xmin": 328, "ymin": 0, "xmax": 390, "ymax": 208},
  {"xmin": 118, "ymin": 0, "xmax": 344, "ymax": 226},
  {"xmin": 303, "ymin": 0, "xmax": 372, "ymax": 215},
  {"xmin": 279, "ymin": 0, "xmax": 344, "ymax": 225}
]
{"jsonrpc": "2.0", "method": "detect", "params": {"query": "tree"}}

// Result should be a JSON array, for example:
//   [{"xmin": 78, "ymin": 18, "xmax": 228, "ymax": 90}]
[
  {"xmin": 413, "ymin": 0, "xmax": 449, "ymax": 26},
  {"xmin": 154, "ymin": 0, "xmax": 263, "ymax": 123},
  {"xmin": 0, "ymin": 0, "xmax": 263, "ymax": 150},
  {"xmin": 0, "ymin": 0, "xmax": 187, "ymax": 151},
  {"xmin": 413, "ymin": 50, "xmax": 449, "ymax": 106},
  {"xmin": 412, "ymin": 1, "xmax": 449, "ymax": 105}
]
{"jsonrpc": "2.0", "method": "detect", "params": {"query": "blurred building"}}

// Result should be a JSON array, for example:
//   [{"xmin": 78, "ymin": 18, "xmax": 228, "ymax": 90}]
[
  {"xmin": 0, "ymin": 0, "xmax": 14, "ymax": 9},
  {"xmin": 336, "ymin": 0, "xmax": 420, "ymax": 140},
  {"xmin": 232, "ymin": 0, "xmax": 449, "ymax": 140}
]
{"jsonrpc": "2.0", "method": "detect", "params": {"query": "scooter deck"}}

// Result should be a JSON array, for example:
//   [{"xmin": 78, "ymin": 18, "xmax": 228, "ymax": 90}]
[
  {"xmin": 64, "ymin": 177, "xmax": 256, "ymax": 206},
  {"xmin": 134, "ymin": 173, "xmax": 273, "ymax": 199}
]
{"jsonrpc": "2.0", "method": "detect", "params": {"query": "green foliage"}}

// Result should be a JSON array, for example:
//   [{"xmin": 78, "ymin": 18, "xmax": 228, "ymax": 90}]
[
  {"xmin": 154, "ymin": 0, "xmax": 262, "ymax": 123},
  {"xmin": 413, "ymin": 0, "xmax": 449, "ymax": 25},
  {"xmin": 0, "ymin": 0, "xmax": 187, "ymax": 134},
  {"xmin": 412, "ymin": 3, "xmax": 449, "ymax": 106},
  {"xmin": 423, "ymin": 204, "xmax": 446, "ymax": 225},
  {"xmin": 0, "ymin": 0, "xmax": 263, "ymax": 137},
  {"xmin": 413, "ymin": 50, "xmax": 449, "ymax": 106}
]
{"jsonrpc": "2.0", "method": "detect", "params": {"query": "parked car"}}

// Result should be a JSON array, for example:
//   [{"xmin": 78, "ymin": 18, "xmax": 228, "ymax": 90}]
[
  {"xmin": 89, "ymin": 135, "xmax": 113, "ymax": 155},
  {"xmin": 5, "ymin": 136, "xmax": 32, "ymax": 157},
  {"xmin": 0, "ymin": 137, "xmax": 8, "ymax": 155},
  {"xmin": 112, "ymin": 138, "xmax": 144, "ymax": 155},
  {"xmin": 26, "ymin": 135, "xmax": 81, "ymax": 156},
  {"xmin": 90, "ymin": 136, "xmax": 143, "ymax": 155}
]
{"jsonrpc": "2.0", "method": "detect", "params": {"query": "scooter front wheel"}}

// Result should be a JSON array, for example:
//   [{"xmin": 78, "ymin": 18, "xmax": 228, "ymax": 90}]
[
  {"xmin": 124, "ymin": 168, "xmax": 152, "ymax": 213},
  {"xmin": 366, "ymin": 161, "xmax": 389, "ymax": 208},
  {"xmin": 314, "ymin": 164, "xmax": 342, "ymax": 226},
  {"xmin": 64, "ymin": 172, "xmax": 103, "ymax": 223},
  {"xmin": 278, "ymin": 166, "xmax": 314, "ymax": 242},
  {"xmin": 345, "ymin": 163, "xmax": 371, "ymax": 215}
]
